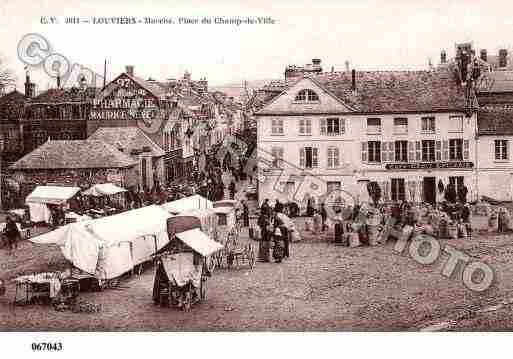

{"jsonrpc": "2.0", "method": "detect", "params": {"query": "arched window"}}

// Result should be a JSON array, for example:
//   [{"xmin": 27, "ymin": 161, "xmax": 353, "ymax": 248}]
[{"xmin": 295, "ymin": 89, "xmax": 319, "ymax": 102}]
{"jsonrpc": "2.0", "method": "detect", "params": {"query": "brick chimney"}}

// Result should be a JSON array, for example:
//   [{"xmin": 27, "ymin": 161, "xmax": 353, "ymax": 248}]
[
  {"xmin": 499, "ymin": 49, "xmax": 508, "ymax": 68},
  {"xmin": 125, "ymin": 65, "xmax": 134, "ymax": 76},
  {"xmin": 480, "ymin": 49, "xmax": 487, "ymax": 62},
  {"xmin": 312, "ymin": 58, "xmax": 322, "ymax": 72},
  {"xmin": 24, "ymin": 71, "xmax": 35, "ymax": 98},
  {"xmin": 440, "ymin": 50, "xmax": 447, "ymax": 64},
  {"xmin": 351, "ymin": 69, "xmax": 356, "ymax": 94}
]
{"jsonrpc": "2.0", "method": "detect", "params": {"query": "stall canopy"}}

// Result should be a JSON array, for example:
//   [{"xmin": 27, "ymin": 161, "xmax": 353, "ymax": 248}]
[
  {"xmin": 30, "ymin": 205, "xmax": 172, "ymax": 279},
  {"xmin": 176, "ymin": 228, "xmax": 223, "ymax": 257},
  {"xmin": 161, "ymin": 195, "xmax": 213, "ymax": 214},
  {"xmin": 26, "ymin": 186, "xmax": 81, "ymax": 205},
  {"xmin": 82, "ymin": 183, "xmax": 127, "ymax": 197}
]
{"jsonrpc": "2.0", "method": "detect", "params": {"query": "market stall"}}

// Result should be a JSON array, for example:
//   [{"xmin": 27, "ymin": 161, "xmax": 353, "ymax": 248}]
[
  {"xmin": 152, "ymin": 216, "xmax": 223, "ymax": 311},
  {"xmin": 82, "ymin": 183, "xmax": 127, "ymax": 213},
  {"xmin": 29, "ymin": 205, "xmax": 172, "ymax": 283},
  {"xmin": 25, "ymin": 186, "xmax": 81, "ymax": 224}
]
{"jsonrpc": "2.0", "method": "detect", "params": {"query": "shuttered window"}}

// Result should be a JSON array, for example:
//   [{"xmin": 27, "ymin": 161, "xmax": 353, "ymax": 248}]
[
  {"xmin": 327, "ymin": 146, "xmax": 340, "ymax": 168},
  {"xmin": 368, "ymin": 141, "xmax": 381, "ymax": 162},
  {"xmin": 361, "ymin": 142, "xmax": 368, "ymax": 162},
  {"xmin": 271, "ymin": 119, "xmax": 284, "ymax": 135},
  {"xmin": 299, "ymin": 119, "xmax": 312, "ymax": 135},
  {"xmin": 320, "ymin": 118, "xmax": 327, "ymax": 135},
  {"xmin": 271, "ymin": 147, "xmax": 284, "ymax": 168},
  {"xmin": 300, "ymin": 147, "xmax": 318, "ymax": 168}
]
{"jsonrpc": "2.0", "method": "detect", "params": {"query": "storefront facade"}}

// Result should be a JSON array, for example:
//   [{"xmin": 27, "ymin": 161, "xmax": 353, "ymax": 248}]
[{"xmin": 256, "ymin": 71, "xmax": 478, "ymax": 206}]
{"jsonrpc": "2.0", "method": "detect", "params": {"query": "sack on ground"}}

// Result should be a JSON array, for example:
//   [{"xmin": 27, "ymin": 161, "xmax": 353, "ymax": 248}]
[
  {"xmin": 304, "ymin": 219, "xmax": 312, "ymax": 232},
  {"xmin": 349, "ymin": 232, "xmax": 360, "ymax": 248},
  {"xmin": 290, "ymin": 229, "xmax": 301, "ymax": 242}
]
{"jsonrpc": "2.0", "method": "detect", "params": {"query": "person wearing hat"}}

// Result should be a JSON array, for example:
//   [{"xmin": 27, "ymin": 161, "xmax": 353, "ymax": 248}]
[
  {"xmin": 3, "ymin": 215, "xmax": 20, "ymax": 252},
  {"xmin": 272, "ymin": 226, "xmax": 285, "ymax": 263}
]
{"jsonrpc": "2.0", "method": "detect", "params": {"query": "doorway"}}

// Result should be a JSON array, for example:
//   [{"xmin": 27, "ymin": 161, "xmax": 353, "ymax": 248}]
[{"xmin": 423, "ymin": 177, "xmax": 436, "ymax": 205}]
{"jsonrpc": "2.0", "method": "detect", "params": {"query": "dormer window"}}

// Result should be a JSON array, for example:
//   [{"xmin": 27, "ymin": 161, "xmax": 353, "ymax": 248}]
[{"xmin": 295, "ymin": 89, "xmax": 319, "ymax": 102}]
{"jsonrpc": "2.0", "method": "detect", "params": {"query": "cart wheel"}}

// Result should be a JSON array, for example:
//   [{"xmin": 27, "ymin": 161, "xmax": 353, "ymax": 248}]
[
  {"xmin": 200, "ymin": 281, "xmax": 207, "ymax": 301},
  {"xmin": 207, "ymin": 256, "xmax": 216, "ymax": 272},
  {"xmin": 248, "ymin": 249, "xmax": 255, "ymax": 269},
  {"xmin": 183, "ymin": 291, "xmax": 192, "ymax": 312}
]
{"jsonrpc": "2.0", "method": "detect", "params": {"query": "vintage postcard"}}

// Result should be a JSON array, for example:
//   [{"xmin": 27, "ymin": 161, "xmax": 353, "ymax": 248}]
[{"xmin": 0, "ymin": 0, "xmax": 512, "ymax": 357}]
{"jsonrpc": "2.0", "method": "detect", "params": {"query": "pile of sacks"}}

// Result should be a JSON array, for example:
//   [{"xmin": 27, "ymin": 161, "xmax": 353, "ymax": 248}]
[{"xmin": 490, "ymin": 207, "xmax": 513, "ymax": 233}]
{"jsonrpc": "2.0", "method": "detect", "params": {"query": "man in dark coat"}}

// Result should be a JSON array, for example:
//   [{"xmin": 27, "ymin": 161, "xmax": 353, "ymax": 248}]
[
  {"xmin": 3, "ymin": 216, "xmax": 20, "ymax": 251},
  {"xmin": 261, "ymin": 199, "xmax": 271, "ymax": 218},
  {"xmin": 242, "ymin": 200, "xmax": 250, "ymax": 227},
  {"xmin": 275, "ymin": 199, "xmax": 284, "ymax": 213},
  {"xmin": 320, "ymin": 203, "xmax": 328, "ymax": 231},
  {"xmin": 229, "ymin": 180, "xmax": 236, "ymax": 200}
]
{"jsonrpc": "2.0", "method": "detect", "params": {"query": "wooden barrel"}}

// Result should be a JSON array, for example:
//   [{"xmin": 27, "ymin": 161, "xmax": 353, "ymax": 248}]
[
  {"xmin": 447, "ymin": 223, "xmax": 458, "ymax": 239},
  {"xmin": 368, "ymin": 225, "xmax": 380, "ymax": 246}
]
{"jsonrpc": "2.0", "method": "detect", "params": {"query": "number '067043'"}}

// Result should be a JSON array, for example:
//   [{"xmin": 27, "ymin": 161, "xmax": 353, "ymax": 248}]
[{"xmin": 31, "ymin": 342, "xmax": 63, "ymax": 351}]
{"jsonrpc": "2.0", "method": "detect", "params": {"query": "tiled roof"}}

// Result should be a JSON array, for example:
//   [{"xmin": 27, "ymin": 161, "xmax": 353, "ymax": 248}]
[
  {"xmin": 0, "ymin": 90, "xmax": 26, "ymax": 105},
  {"xmin": 88, "ymin": 126, "xmax": 165, "ymax": 157},
  {"xmin": 10, "ymin": 140, "xmax": 136, "ymax": 170},
  {"xmin": 129, "ymin": 75, "xmax": 167, "ymax": 97},
  {"xmin": 475, "ymin": 71, "xmax": 513, "ymax": 93},
  {"xmin": 30, "ymin": 87, "xmax": 99, "ymax": 103},
  {"xmin": 0, "ymin": 90, "xmax": 26, "ymax": 120},
  {"xmin": 478, "ymin": 105, "xmax": 513, "ymax": 135},
  {"xmin": 258, "ymin": 69, "xmax": 468, "ymax": 114}
]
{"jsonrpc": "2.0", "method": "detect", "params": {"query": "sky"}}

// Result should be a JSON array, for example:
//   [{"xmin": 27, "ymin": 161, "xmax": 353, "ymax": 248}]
[{"xmin": 1, "ymin": 0, "xmax": 513, "ymax": 92}]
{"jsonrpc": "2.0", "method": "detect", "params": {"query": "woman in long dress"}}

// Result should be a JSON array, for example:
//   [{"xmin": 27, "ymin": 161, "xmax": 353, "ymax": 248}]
[{"xmin": 257, "ymin": 214, "xmax": 270, "ymax": 262}]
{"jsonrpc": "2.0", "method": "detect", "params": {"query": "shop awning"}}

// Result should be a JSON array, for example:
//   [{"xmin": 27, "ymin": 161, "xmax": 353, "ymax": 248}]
[
  {"xmin": 26, "ymin": 186, "xmax": 81, "ymax": 205},
  {"xmin": 176, "ymin": 228, "xmax": 223, "ymax": 257},
  {"xmin": 82, "ymin": 183, "xmax": 127, "ymax": 197}
]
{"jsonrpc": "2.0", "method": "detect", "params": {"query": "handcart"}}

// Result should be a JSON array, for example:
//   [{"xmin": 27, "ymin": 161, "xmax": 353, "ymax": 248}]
[{"xmin": 152, "ymin": 216, "xmax": 223, "ymax": 311}]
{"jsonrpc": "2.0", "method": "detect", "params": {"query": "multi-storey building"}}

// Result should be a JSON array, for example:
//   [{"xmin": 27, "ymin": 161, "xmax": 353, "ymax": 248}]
[{"xmin": 256, "ymin": 67, "xmax": 478, "ymax": 206}]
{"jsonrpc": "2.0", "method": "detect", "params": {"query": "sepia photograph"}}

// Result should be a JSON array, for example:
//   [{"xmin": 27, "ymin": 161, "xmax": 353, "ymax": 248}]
[{"xmin": 1, "ymin": 0, "xmax": 513, "ymax": 356}]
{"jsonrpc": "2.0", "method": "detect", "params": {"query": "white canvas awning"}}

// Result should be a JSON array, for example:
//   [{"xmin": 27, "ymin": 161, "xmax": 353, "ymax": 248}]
[
  {"xmin": 30, "ymin": 205, "xmax": 172, "ymax": 279},
  {"xmin": 161, "ymin": 195, "xmax": 213, "ymax": 214},
  {"xmin": 82, "ymin": 183, "xmax": 127, "ymax": 197},
  {"xmin": 26, "ymin": 186, "xmax": 81, "ymax": 205},
  {"xmin": 176, "ymin": 228, "xmax": 223, "ymax": 257}
]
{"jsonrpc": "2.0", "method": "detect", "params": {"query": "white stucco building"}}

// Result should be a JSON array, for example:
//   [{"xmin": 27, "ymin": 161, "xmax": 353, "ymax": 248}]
[{"xmin": 256, "ymin": 68, "xmax": 478, "ymax": 207}]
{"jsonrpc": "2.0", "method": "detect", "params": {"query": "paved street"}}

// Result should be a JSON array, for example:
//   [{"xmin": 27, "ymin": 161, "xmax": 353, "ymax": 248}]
[{"xmin": 2, "ymin": 211, "xmax": 513, "ymax": 331}]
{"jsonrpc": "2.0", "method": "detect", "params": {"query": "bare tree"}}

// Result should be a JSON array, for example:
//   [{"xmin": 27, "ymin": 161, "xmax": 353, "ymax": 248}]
[{"xmin": 0, "ymin": 56, "xmax": 16, "ymax": 93}]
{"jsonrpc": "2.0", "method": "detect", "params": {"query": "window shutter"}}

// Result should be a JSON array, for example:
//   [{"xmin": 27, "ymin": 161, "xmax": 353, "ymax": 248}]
[
  {"xmin": 320, "ymin": 119, "xmax": 327, "ymax": 134},
  {"xmin": 415, "ymin": 141, "xmax": 421, "ymax": 161},
  {"xmin": 312, "ymin": 148, "xmax": 318, "ymax": 167},
  {"xmin": 463, "ymin": 140, "xmax": 469, "ymax": 160},
  {"xmin": 408, "ymin": 141, "xmax": 414, "ymax": 162},
  {"xmin": 361, "ymin": 142, "xmax": 368, "ymax": 162},
  {"xmin": 340, "ymin": 118, "xmax": 346, "ymax": 133},
  {"xmin": 327, "ymin": 148, "xmax": 332, "ymax": 168},
  {"xmin": 381, "ymin": 142, "xmax": 387, "ymax": 162},
  {"xmin": 279, "ymin": 120, "xmax": 284, "ymax": 134},
  {"xmin": 306, "ymin": 119, "xmax": 311, "ymax": 134},
  {"xmin": 436, "ymin": 141, "xmax": 442, "ymax": 161},
  {"xmin": 389, "ymin": 141, "xmax": 395, "ymax": 162},
  {"xmin": 299, "ymin": 148, "xmax": 305, "ymax": 167},
  {"xmin": 299, "ymin": 119, "xmax": 304, "ymax": 134},
  {"xmin": 334, "ymin": 147, "xmax": 340, "ymax": 167},
  {"xmin": 442, "ymin": 140, "xmax": 449, "ymax": 160}
]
